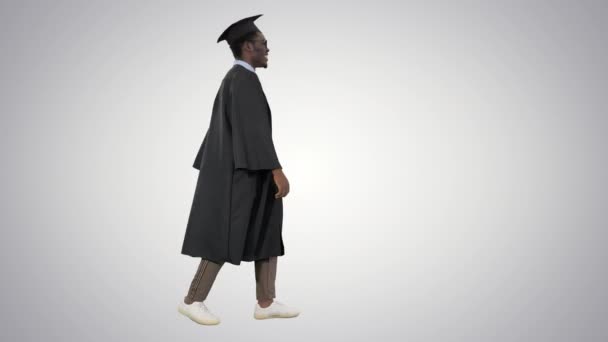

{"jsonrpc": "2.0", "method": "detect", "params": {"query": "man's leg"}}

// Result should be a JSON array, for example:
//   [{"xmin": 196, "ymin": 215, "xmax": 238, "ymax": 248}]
[
  {"xmin": 184, "ymin": 258, "xmax": 224, "ymax": 304},
  {"xmin": 254, "ymin": 256, "xmax": 277, "ymax": 308}
]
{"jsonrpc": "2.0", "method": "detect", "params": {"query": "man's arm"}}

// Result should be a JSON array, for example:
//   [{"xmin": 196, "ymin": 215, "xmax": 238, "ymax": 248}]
[{"xmin": 229, "ymin": 75, "xmax": 282, "ymax": 171}]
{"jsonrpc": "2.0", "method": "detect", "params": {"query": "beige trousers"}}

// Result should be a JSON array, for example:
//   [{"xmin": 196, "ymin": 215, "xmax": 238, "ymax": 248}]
[{"xmin": 184, "ymin": 256, "xmax": 277, "ymax": 304}]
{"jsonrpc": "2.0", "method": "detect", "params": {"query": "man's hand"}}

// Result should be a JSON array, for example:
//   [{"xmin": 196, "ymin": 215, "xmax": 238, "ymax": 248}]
[{"xmin": 271, "ymin": 168, "xmax": 290, "ymax": 199}]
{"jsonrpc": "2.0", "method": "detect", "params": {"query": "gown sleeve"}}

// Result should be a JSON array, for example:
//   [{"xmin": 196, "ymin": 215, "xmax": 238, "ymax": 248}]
[
  {"xmin": 192, "ymin": 130, "xmax": 208, "ymax": 170},
  {"xmin": 229, "ymin": 75, "xmax": 282, "ymax": 171}
]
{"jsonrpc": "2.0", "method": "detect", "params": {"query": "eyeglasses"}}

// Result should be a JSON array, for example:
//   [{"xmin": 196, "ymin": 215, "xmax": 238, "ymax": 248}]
[{"xmin": 248, "ymin": 39, "xmax": 268, "ymax": 47}]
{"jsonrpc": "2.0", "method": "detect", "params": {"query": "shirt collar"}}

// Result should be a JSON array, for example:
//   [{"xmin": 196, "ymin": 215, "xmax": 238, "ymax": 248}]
[{"xmin": 233, "ymin": 59, "xmax": 256, "ymax": 73}]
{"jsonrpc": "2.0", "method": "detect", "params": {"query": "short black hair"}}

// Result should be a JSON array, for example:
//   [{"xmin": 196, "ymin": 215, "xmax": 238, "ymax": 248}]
[{"xmin": 229, "ymin": 31, "xmax": 260, "ymax": 59}]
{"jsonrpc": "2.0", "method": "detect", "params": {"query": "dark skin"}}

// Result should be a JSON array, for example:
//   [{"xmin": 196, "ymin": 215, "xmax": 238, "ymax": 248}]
[{"xmin": 239, "ymin": 31, "xmax": 290, "ymax": 204}]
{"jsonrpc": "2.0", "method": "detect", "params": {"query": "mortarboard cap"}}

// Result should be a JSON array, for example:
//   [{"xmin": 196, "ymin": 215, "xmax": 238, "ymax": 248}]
[{"xmin": 217, "ymin": 14, "xmax": 263, "ymax": 46}]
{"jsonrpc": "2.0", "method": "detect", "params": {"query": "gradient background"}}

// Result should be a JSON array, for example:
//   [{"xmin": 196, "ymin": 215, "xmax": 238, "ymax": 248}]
[{"xmin": 1, "ymin": 0, "xmax": 607, "ymax": 341}]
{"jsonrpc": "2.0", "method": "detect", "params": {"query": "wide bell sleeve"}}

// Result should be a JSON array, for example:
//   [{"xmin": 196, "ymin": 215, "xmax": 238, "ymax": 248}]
[
  {"xmin": 229, "ymin": 75, "xmax": 282, "ymax": 171},
  {"xmin": 192, "ymin": 130, "xmax": 208, "ymax": 170}
]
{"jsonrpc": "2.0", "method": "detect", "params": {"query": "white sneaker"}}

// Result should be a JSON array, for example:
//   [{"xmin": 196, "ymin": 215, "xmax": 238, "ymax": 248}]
[
  {"xmin": 177, "ymin": 301, "xmax": 221, "ymax": 325},
  {"xmin": 254, "ymin": 300, "xmax": 301, "ymax": 319}
]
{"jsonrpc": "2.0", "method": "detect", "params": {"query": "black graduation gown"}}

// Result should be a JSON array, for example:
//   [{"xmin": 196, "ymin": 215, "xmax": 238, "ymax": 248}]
[{"xmin": 180, "ymin": 64, "xmax": 285, "ymax": 265}]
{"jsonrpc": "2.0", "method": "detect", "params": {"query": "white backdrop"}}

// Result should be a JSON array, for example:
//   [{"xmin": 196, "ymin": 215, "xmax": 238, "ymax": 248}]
[{"xmin": 1, "ymin": 1, "xmax": 607, "ymax": 341}]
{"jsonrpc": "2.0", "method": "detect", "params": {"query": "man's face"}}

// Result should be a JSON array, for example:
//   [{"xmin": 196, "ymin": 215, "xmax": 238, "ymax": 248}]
[{"xmin": 245, "ymin": 32, "xmax": 269, "ymax": 68}]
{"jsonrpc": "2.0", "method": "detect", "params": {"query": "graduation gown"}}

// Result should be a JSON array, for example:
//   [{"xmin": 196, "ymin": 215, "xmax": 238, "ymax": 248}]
[{"xmin": 181, "ymin": 64, "xmax": 284, "ymax": 265}]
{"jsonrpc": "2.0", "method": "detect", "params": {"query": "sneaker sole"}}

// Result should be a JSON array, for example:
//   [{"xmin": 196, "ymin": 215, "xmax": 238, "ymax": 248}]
[
  {"xmin": 178, "ymin": 305, "xmax": 221, "ymax": 325},
  {"xmin": 254, "ymin": 312, "xmax": 300, "ymax": 320}
]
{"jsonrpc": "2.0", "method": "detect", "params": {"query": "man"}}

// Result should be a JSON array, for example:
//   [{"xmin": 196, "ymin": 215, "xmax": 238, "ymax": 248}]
[{"xmin": 177, "ymin": 14, "xmax": 300, "ymax": 325}]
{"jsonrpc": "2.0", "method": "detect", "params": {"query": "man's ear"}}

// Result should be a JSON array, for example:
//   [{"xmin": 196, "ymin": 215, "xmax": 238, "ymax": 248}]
[{"xmin": 243, "ymin": 41, "xmax": 252, "ymax": 52}]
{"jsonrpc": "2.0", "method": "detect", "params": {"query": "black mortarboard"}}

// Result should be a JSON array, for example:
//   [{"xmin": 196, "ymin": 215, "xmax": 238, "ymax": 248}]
[{"xmin": 217, "ymin": 14, "xmax": 263, "ymax": 46}]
